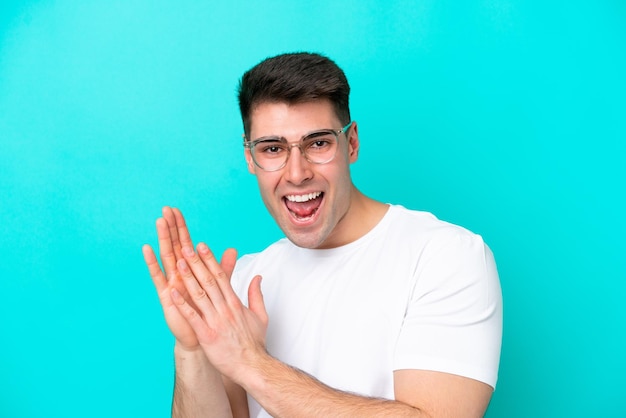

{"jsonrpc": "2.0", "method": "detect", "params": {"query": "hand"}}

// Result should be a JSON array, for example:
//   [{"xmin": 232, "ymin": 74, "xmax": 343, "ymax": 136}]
[
  {"xmin": 143, "ymin": 207, "xmax": 238, "ymax": 351},
  {"xmin": 170, "ymin": 241, "xmax": 269, "ymax": 382}
]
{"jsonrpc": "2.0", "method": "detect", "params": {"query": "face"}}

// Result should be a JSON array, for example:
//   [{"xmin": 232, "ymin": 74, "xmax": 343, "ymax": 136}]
[{"xmin": 245, "ymin": 100, "xmax": 360, "ymax": 249}]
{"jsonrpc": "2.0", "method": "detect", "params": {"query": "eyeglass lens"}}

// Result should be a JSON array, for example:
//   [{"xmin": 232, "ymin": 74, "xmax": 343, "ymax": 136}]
[{"xmin": 251, "ymin": 130, "xmax": 339, "ymax": 171}]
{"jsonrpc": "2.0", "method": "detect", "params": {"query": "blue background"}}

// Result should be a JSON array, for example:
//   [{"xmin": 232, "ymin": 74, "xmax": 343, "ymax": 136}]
[{"xmin": 1, "ymin": 1, "xmax": 624, "ymax": 417}]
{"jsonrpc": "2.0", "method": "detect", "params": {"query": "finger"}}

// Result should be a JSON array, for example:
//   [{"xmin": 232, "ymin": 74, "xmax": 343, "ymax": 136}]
[
  {"xmin": 177, "ymin": 254, "xmax": 222, "ymax": 317},
  {"xmin": 172, "ymin": 207, "xmax": 194, "ymax": 249},
  {"xmin": 156, "ymin": 217, "xmax": 178, "ymax": 279},
  {"xmin": 170, "ymin": 287, "xmax": 210, "ymax": 337},
  {"xmin": 220, "ymin": 248, "xmax": 238, "ymax": 280},
  {"xmin": 196, "ymin": 243, "xmax": 222, "ymax": 277},
  {"xmin": 144, "ymin": 243, "xmax": 188, "ymax": 306},
  {"xmin": 142, "ymin": 244, "xmax": 167, "ymax": 292},
  {"xmin": 162, "ymin": 206, "xmax": 184, "ymax": 261},
  {"xmin": 196, "ymin": 243, "xmax": 238, "ymax": 307},
  {"xmin": 248, "ymin": 275, "xmax": 268, "ymax": 326}
]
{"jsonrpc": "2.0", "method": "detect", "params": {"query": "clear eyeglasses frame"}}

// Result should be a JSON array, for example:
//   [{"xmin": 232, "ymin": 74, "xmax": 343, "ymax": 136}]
[{"xmin": 243, "ymin": 122, "xmax": 353, "ymax": 172}]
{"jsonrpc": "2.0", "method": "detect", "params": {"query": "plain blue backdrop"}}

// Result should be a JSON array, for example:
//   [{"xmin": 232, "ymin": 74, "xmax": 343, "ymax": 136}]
[{"xmin": 1, "ymin": 1, "xmax": 624, "ymax": 417}]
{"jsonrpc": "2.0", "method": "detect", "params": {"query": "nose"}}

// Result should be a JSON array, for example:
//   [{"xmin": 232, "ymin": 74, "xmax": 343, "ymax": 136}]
[{"xmin": 283, "ymin": 145, "xmax": 313, "ymax": 185}]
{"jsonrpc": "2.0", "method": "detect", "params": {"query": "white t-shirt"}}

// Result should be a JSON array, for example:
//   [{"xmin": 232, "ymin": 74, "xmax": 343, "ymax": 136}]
[{"xmin": 231, "ymin": 205, "xmax": 502, "ymax": 417}]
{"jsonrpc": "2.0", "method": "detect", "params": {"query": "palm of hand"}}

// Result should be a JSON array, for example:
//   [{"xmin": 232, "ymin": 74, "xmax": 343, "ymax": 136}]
[
  {"xmin": 158, "ymin": 275, "xmax": 200, "ymax": 349},
  {"xmin": 144, "ymin": 207, "xmax": 213, "ymax": 350}
]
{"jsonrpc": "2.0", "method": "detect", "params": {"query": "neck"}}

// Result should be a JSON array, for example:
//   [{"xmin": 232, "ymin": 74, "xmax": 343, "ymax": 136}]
[{"xmin": 318, "ymin": 187, "xmax": 388, "ymax": 249}]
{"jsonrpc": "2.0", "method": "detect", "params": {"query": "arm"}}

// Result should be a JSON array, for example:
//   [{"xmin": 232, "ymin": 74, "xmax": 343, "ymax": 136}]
[
  {"xmin": 235, "ymin": 353, "xmax": 492, "ymax": 417},
  {"xmin": 171, "ymin": 237, "xmax": 493, "ymax": 417},
  {"xmin": 393, "ymin": 369, "xmax": 493, "ymax": 418},
  {"xmin": 172, "ymin": 344, "xmax": 232, "ymax": 417},
  {"xmin": 143, "ymin": 207, "xmax": 245, "ymax": 417}
]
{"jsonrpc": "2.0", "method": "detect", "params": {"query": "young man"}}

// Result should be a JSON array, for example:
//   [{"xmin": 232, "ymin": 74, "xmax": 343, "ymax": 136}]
[{"xmin": 143, "ymin": 52, "xmax": 502, "ymax": 417}]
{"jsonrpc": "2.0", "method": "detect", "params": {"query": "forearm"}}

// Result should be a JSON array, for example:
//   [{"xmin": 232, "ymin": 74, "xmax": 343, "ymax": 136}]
[
  {"xmin": 239, "ymin": 353, "xmax": 427, "ymax": 418},
  {"xmin": 173, "ymin": 343, "xmax": 233, "ymax": 418}
]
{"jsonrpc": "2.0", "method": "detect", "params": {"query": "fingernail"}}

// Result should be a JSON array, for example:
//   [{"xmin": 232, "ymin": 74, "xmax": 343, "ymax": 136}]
[
  {"xmin": 198, "ymin": 243, "xmax": 208, "ymax": 254},
  {"xmin": 182, "ymin": 246, "xmax": 194, "ymax": 257},
  {"xmin": 171, "ymin": 288, "xmax": 183, "ymax": 303},
  {"xmin": 177, "ymin": 259, "xmax": 189, "ymax": 272}
]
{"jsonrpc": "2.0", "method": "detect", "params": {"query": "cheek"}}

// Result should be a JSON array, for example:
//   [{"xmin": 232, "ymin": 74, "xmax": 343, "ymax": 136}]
[
  {"xmin": 255, "ymin": 174, "xmax": 280, "ymax": 199},
  {"xmin": 324, "ymin": 163, "xmax": 352, "ymax": 191}
]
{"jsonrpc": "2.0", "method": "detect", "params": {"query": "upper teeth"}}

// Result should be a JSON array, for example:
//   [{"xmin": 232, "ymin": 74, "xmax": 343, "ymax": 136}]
[{"xmin": 286, "ymin": 192, "xmax": 322, "ymax": 202}]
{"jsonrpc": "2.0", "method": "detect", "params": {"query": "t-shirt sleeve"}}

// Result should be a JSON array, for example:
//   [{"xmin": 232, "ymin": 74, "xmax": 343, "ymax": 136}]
[{"xmin": 393, "ymin": 230, "xmax": 503, "ymax": 388}]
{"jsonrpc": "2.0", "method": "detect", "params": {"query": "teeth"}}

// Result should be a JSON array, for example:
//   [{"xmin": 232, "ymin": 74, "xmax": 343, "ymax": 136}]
[{"xmin": 285, "ymin": 192, "xmax": 322, "ymax": 203}]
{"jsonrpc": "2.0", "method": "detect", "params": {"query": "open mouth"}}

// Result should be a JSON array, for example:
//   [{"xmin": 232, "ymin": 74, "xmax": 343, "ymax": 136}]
[{"xmin": 284, "ymin": 192, "xmax": 324, "ymax": 222}]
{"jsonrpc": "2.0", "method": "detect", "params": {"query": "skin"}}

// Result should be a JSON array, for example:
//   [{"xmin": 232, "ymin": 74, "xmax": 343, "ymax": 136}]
[
  {"xmin": 143, "ymin": 100, "xmax": 494, "ymax": 417},
  {"xmin": 244, "ymin": 100, "xmax": 387, "ymax": 249},
  {"xmin": 142, "ymin": 207, "xmax": 236, "ymax": 416}
]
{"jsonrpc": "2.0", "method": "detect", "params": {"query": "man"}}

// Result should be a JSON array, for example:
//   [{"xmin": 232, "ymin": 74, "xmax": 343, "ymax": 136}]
[{"xmin": 143, "ymin": 52, "xmax": 502, "ymax": 417}]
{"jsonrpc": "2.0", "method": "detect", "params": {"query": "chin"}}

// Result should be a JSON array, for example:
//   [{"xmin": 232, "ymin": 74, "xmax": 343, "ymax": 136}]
[
  {"xmin": 282, "ymin": 227, "xmax": 328, "ymax": 249},
  {"xmin": 285, "ymin": 233, "xmax": 322, "ymax": 249}
]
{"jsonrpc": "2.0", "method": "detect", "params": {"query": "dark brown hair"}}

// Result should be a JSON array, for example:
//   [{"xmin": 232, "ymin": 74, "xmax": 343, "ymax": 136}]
[{"xmin": 237, "ymin": 52, "xmax": 351, "ymax": 136}]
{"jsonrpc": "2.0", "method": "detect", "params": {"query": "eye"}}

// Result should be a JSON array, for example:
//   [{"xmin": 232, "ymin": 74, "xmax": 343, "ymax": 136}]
[
  {"xmin": 255, "ymin": 140, "xmax": 286, "ymax": 156},
  {"xmin": 304, "ymin": 132, "xmax": 335, "ymax": 152},
  {"xmin": 310, "ymin": 139, "xmax": 331, "ymax": 149}
]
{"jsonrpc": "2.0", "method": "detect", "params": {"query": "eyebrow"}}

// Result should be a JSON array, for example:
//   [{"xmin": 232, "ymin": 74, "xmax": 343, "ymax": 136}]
[{"xmin": 250, "ymin": 128, "xmax": 337, "ymax": 143}]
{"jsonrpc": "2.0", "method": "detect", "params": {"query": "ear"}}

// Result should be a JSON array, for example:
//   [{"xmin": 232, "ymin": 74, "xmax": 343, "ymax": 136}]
[
  {"xmin": 244, "ymin": 148, "xmax": 256, "ymax": 174},
  {"xmin": 347, "ymin": 122, "xmax": 360, "ymax": 164}
]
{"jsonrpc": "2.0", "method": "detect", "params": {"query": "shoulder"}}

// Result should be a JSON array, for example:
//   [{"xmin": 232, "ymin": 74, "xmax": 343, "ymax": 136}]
[
  {"xmin": 383, "ymin": 205, "xmax": 499, "ymax": 297},
  {"xmin": 384, "ymin": 205, "xmax": 489, "ymax": 254}
]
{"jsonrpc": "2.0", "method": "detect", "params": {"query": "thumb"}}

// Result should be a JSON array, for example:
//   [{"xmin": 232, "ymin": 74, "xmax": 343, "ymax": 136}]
[
  {"xmin": 220, "ymin": 247, "xmax": 238, "ymax": 279},
  {"xmin": 248, "ymin": 275, "xmax": 268, "ymax": 326}
]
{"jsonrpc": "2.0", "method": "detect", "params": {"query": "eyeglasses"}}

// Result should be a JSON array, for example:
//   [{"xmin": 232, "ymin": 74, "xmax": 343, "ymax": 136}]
[{"xmin": 243, "ymin": 122, "xmax": 352, "ymax": 172}]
